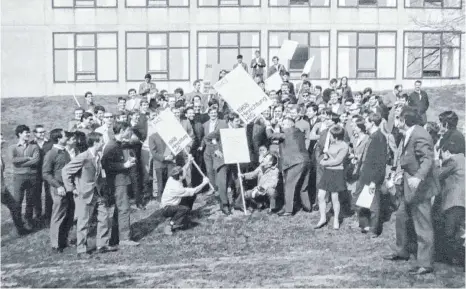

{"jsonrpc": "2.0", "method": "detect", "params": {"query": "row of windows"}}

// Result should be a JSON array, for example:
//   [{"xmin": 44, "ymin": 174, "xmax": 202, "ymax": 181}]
[
  {"xmin": 52, "ymin": 0, "xmax": 462, "ymax": 8},
  {"xmin": 52, "ymin": 31, "xmax": 462, "ymax": 83}
]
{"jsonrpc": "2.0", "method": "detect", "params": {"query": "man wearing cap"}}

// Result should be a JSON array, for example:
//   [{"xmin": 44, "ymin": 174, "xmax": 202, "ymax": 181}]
[
  {"xmin": 162, "ymin": 160, "xmax": 210, "ymax": 235},
  {"xmin": 138, "ymin": 73, "xmax": 157, "ymax": 102},
  {"xmin": 233, "ymin": 55, "xmax": 248, "ymax": 72}
]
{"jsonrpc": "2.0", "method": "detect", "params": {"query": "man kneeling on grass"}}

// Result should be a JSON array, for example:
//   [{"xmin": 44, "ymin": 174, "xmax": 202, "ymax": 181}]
[
  {"xmin": 161, "ymin": 155, "xmax": 210, "ymax": 235},
  {"xmin": 234, "ymin": 153, "xmax": 279, "ymax": 214}
]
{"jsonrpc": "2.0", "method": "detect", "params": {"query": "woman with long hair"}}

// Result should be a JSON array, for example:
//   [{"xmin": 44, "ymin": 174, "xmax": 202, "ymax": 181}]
[
  {"xmin": 315, "ymin": 125, "xmax": 349, "ymax": 230},
  {"xmin": 338, "ymin": 76, "xmax": 353, "ymax": 101}
]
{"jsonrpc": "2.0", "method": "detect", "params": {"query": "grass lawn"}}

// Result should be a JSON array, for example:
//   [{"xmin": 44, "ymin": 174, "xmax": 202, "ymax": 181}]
[{"xmin": 1, "ymin": 85, "xmax": 465, "ymax": 287}]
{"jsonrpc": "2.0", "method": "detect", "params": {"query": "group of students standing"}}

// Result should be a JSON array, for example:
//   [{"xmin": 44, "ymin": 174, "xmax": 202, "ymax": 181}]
[{"xmin": 1, "ymin": 69, "xmax": 464, "ymax": 272}]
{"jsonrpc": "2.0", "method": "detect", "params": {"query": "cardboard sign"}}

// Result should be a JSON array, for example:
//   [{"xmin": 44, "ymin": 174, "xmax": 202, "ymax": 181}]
[
  {"xmin": 277, "ymin": 40, "xmax": 299, "ymax": 62},
  {"xmin": 213, "ymin": 66, "xmax": 272, "ymax": 124},
  {"xmin": 203, "ymin": 63, "xmax": 221, "ymax": 94},
  {"xmin": 265, "ymin": 71, "xmax": 284, "ymax": 92},
  {"xmin": 153, "ymin": 109, "xmax": 192, "ymax": 155},
  {"xmin": 220, "ymin": 128, "xmax": 251, "ymax": 164},
  {"xmin": 302, "ymin": 56, "xmax": 315, "ymax": 75}
]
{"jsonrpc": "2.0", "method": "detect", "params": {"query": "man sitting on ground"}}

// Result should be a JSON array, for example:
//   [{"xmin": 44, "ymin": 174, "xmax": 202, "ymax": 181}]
[
  {"xmin": 161, "ymin": 156, "xmax": 210, "ymax": 235},
  {"xmin": 235, "ymin": 153, "xmax": 279, "ymax": 213}
]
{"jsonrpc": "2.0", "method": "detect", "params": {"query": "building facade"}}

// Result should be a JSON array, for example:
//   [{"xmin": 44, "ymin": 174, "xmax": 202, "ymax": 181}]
[{"xmin": 1, "ymin": 0, "xmax": 464, "ymax": 98}]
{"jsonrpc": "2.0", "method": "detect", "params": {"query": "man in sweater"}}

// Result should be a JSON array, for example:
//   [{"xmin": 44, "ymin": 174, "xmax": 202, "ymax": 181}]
[
  {"xmin": 9, "ymin": 125, "xmax": 41, "ymax": 228},
  {"xmin": 42, "ymin": 129, "xmax": 75, "ymax": 252}
]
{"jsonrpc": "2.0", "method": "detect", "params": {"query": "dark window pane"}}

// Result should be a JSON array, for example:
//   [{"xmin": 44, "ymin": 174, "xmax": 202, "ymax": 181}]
[{"xmin": 290, "ymin": 46, "xmax": 308, "ymax": 70}]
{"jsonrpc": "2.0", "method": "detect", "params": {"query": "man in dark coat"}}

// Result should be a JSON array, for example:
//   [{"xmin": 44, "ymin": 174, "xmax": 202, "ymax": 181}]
[{"xmin": 408, "ymin": 80, "xmax": 429, "ymax": 126}]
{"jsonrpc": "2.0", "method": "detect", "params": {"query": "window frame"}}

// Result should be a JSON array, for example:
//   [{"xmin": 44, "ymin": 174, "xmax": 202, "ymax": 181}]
[
  {"xmin": 52, "ymin": 31, "xmax": 119, "ymax": 83},
  {"xmin": 197, "ymin": 0, "xmax": 261, "ymax": 7},
  {"xmin": 404, "ymin": 0, "xmax": 462, "ymax": 9},
  {"xmin": 267, "ymin": 30, "xmax": 331, "ymax": 80},
  {"xmin": 52, "ymin": 0, "xmax": 118, "ymax": 8},
  {"xmin": 336, "ymin": 30, "xmax": 397, "ymax": 80},
  {"xmin": 403, "ymin": 30, "xmax": 462, "ymax": 79},
  {"xmin": 196, "ymin": 30, "xmax": 261, "ymax": 79},
  {"xmin": 337, "ymin": 0, "xmax": 397, "ymax": 8},
  {"xmin": 268, "ymin": 0, "xmax": 331, "ymax": 8},
  {"xmin": 125, "ymin": 0, "xmax": 190, "ymax": 7},
  {"xmin": 125, "ymin": 31, "xmax": 191, "ymax": 82}
]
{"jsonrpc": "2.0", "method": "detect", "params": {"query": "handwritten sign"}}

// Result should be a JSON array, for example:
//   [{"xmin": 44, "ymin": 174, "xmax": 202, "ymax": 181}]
[
  {"xmin": 213, "ymin": 66, "xmax": 272, "ymax": 124},
  {"xmin": 153, "ymin": 109, "xmax": 192, "ymax": 155},
  {"xmin": 220, "ymin": 128, "xmax": 250, "ymax": 164}
]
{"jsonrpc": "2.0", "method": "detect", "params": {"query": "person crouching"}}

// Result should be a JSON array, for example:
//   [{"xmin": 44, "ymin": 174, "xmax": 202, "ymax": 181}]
[
  {"xmin": 235, "ymin": 153, "xmax": 279, "ymax": 214},
  {"xmin": 161, "ymin": 156, "xmax": 210, "ymax": 235}
]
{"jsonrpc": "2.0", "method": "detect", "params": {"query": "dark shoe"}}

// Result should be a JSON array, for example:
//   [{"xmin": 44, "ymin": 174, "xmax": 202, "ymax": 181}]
[
  {"xmin": 77, "ymin": 252, "xmax": 92, "ymax": 259},
  {"xmin": 51, "ymin": 247, "xmax": 63, "ymax": 253},
  {"xmin": 23, "ymin": 221, "xmax": 33, "ymax": 231},
  {"xmin": 370, "ymin": 233, "xmax": 380, "ymax": 239},
  {"xmin": 136, "ymin": 204, "xmax": 146, "ymax": 211},
  {"xmin": 233, "ymin": 205, "xmax": 244, "ymax": 212},
  {"xmin": 409, "ymin": 267, "xmax": 433, "ymax": 275},
  {"xmin": 383, "ymin": 254, "xmax": 409, "ymax": 261},
  {"xmin": 97, "ymin": 246, "xmax": 118, "ymax": 254},
  {"xmin": 221, "ymin": 207, "xmax": 231, "ymax": 215},
  {"xmin": 314, "ymin": 220, "xmax": 327, "ymax": 229},
  {"xmin": 302, "ymin": 207, "xmax": 312, "ymax": 213},
  {"xmin": 17, "ymin": 228, "xmax": 32, "ymax": 236},
  {"xmin": 312, "ymin": 204, "xmax": 319, "ymax": 211}
]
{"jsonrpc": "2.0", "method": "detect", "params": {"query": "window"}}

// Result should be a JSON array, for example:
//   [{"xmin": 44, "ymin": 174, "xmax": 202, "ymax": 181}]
[
  {"xmin": 337, "ymin": 31, "xmax": 396, "ymax": 79},
  {"xmin": 126, "ymin": 32, "xmax": 190, "ymax": 81},
  {"xmin": 268, "ymin": 31, "xmax": 330, "ymax": 79},
  {"xmin": 269, "ymin": 0, "xmax": 330, "ymax": 7},
  {"xmin": 125, "ymin": 0, "xmax": 189, "ymax": 7},
  {"xmin": 199, "ymin": 0, "xmax": 260, "ymax": 6},
  {"xmin": 53, "ymin": 32, "xmax": 118, "ymax": 82},
  {"xmin": 52, "ymin": 0, "xmax": 117, "ymax": 8},
  {"xmin": 197, "ymin": 31, "xmax": 261, "ymax": 79},
  {"xmin": 405, "ymin": 0, "xmax": 460, "ymax": 8},
  {"xmin": 404, "ymin": 31, "xmax": 461, "ymax": 79},
  {"xmin": 338, "ymin": 0, "xmax": 396, "ymax": 7}
]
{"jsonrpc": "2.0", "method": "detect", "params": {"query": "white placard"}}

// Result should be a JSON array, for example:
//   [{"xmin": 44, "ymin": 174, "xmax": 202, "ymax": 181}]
[
  {"xmin": 153, "ymin": 109, "xmax": 192, "ymax": 155},
  {"xmin": 277, "ymin": 40, "xmax": 299, "ymax": 61},
  {"xmin": 265, "ymin": 71, "xmax": 284, "ymax": 92},
  {"xmin": 302, "ymin": 56, "xmax": 315, "ymax": 74},
  {"xmin": 213, "ymin": 66, "xmax": 272, "ymax": 124},
  {"xmin": 220, "ymin": 128, "xmax": 250, "ymax": 164},
  {"xmin": 356, "ymin": 185, "xmax": 374, "ymax": 209}
]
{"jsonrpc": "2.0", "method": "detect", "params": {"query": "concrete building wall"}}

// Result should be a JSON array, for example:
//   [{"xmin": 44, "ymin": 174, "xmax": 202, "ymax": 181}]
[{"xmin": 1, "ymin": 0, "xmax": 464, "ymax": 98}]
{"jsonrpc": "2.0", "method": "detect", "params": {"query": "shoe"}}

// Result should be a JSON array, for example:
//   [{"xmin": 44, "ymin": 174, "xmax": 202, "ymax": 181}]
[
  {"xmin": 67, "ymin": 239, "xmax": 77, "ymax": 247},
  {"xmin": 333, "ymin": 220, "xmax": 340, "ymax": 230},
  {"xmin": 370, "ymin": 233, "xmax": 379, "ymax": 239},
  {"xmin": 383, "ymin": 254, "xmax": 409, "ymax": 261},
  {"xmin": 233, "ymin": 205, "xmax": 244, "ymax": 212},
  {"xmin": 97, "ymin": 246, "xmax": 118, "ymax": 254},
  {"xmin": 221, "ymin": 207, "xmax": 231, "ymax": 216},
  {"xmin": 408, "ymin": 267, "xmax": 433, "ymax": 275},
  {"xmin": 119, "ymin": 240, "xmax": 140, "ymax": 246},
  {"xmin": 278, "ymin": 211, "xmax": 292, "ymax": 217},
  {"xmin": 267, "ymin": 209, "xmax": 277, "ymax": 215},
  {"xmin": 361, "ymin": 227, "xmax": 370, "ymax": 234},
  {"xmin": 51, "ymin": 247, "xmax": 63, "ymax": 253},
  {"xmin": 312, "ymin": 204, "xmax": 319, "ymax": 212},
  {"xmin": 77, "ymin": 252, "xmax": 92, "ymax": 259},
  {"xmin": 17, "ymin": 228, "xmax": 32, "ymax": 236},
  {"xmin": 302, "ymin": 207, "xmax": 312, "ymax": 213},
  {"xmin": 23, "ymin": 221, "xmax": 33, "ymax": 231},
  {"xmin": 136, "ymin": 204, "xmax": 146, "ymax": 211},
  {"xmin": 314, "ymin": 221, "xmax": 327, "ymax": 229},
  {"xmin": 164, "ymin": 225, "xmax": 173, "ymax": 235}
]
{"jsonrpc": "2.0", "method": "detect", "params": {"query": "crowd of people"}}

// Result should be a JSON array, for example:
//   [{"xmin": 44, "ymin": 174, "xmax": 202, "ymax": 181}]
[{"xmin": 1, "ymin": 54, "xmax": 465, "ymax": 274}]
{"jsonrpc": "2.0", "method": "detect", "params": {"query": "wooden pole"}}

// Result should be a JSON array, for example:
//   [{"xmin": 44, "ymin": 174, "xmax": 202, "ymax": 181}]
[
  {"xmin": 237, "ymin": 163, "xmax": 248, "ymax": 215},
  {"xmin": 184, "ymin": 149, "xmax": 215, "ymax": 192}
]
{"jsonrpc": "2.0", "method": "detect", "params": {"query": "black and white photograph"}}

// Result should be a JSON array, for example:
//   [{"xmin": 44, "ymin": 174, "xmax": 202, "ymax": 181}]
[{"xmin": 0, "ymin": 0, "xmax": 465, "ymax": 287}]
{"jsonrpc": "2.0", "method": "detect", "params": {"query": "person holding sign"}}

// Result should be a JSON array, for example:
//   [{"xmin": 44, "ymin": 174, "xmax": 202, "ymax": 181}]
[
  {"xmin": 267, "ymin": 117, "xmax": 311, "ymax": 216},
  {"xmin": 161, "ymin": 162, "xmax": 210, "ymax": 236},
  {"xmin": 235, "ymin": 153, "xmax": 279, "ymax": 213},
  {"xmin": 267, "ymin": 56, "xmax": 286, "ymax": 78},
  {"xmin": 233, "ymin": 55, "xmax": 248, "ymax": 73}
]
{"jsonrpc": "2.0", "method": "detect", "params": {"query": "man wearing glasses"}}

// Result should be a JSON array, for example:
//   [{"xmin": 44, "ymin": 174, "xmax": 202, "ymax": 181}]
[{"xmin": 95, "ymin": 112, "xmax": 115, "ymax": 144}]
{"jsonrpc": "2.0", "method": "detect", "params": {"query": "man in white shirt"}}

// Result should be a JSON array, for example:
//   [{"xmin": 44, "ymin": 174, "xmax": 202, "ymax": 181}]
[
  {"xmin": 94, "ymin": 112, "xmax": 115, "ymax": 144},
  {"xmin": 125, "ymin": 88, "xmax": 142, "ymax": 112},
  {"xmin": 162, "ymin": 160, "xmax": 209, "ymax": 235}
]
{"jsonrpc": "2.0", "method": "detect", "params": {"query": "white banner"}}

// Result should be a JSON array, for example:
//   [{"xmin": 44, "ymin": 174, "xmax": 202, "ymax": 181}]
[
  {"xmin": 220, "ymin": 128, "xmax": 251, "ymax": 164},
  {"xmin": 213, "ymin": 66, "xmax": 272, "ymax": 124},
  {"xmin": 278, "ymin": 40, "xmax": 299, "ymax": 62},
  {"xmin": 302, "ymin": 56, "xmax": 315, "ymax": 75},
  {"xmin": 153, "ymin": 109, "xmax": 192, "ymax": 155},
  {"xmin": 265, "ymin": 71, "xmax": 283, "ymax": 92}
]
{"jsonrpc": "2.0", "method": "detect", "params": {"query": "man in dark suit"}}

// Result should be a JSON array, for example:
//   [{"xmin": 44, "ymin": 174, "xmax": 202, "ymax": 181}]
[
  {"xmin": 198, "ymin": 107, "xmax": 228, "ymax": 190},
  {"xmin": 268, "ymin": 117, "xmax": 311, "ymax": 216},
  {"xmin": 383, "ymin": 107, "xmax": 439, "ymax": 275},
  {"xmin": 43, "ymin": 129, "xmax": 74, "ymax": 253},
  {"xmin": 438, "ymin": 110, "xmax": 465, "ymax": 155},
  {"xmin": 356, "ymin": 112, "xmax": 387, "ymax": 237},
  {"xmin": 248, "ymin": 116, "xmax": 268, "ymax": 167},
  {"xmin": 250, "ymin": 50, "xmax": 266, "ymax": 80},
  {"xmin": 186, "ymin": 106, "xmax": 205, "ymax": 187},
  {"xmin": 62, "ymin": 132, "xmax": 113, "ymax": 258},
  {"xmin": 408, "ymin": 80, "xmax": 429, "ymax": 126},
  {"xmin": 102, "ymin": 122, "xmax": 140, "ymax": 247}
]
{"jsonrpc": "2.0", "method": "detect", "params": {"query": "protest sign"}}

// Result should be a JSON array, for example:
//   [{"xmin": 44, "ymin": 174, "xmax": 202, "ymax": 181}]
[
  {"xmin": 203, "ymin": 63, "xmax": 221, "ymax": 94},
  {"xmin": 277, "ymin": 40, "xmax": 298, "ymax": 62},
  {"xmin": 302, "ymin": 57, "xmax": 315, "ymax": 75},
  {"xmin": 265, "ymin": 71, "xmax": 283, "ymax": 92},
  {"xmin": 213, "ymin": 66, "xmax": 272, "ymax": 124},
  {"xmin": 153, "ymin": 109, "xmax": 192, "ymax": 155},
  {"xmin": 220, "ymin": 128, "xmax": 250, "ymax": 164}
]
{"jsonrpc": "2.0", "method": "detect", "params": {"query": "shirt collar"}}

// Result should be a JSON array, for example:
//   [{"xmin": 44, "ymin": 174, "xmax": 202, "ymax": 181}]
[
  {"xmin": 404, "ymin": 125, "xmax": 416, "ymax": 144},
  {"xmin": 17, "ymin": 140, "xmax": 27, "ymax": 147},
  {"xmin": 53, "ymin": 144, "xmax": 65, "ymax": 150}
]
